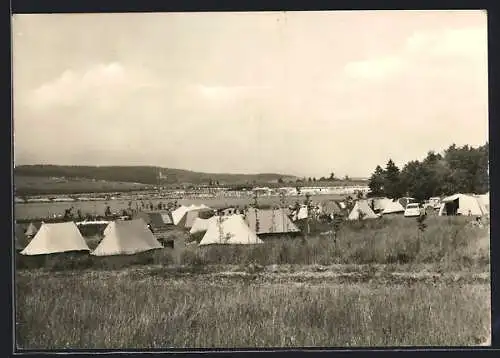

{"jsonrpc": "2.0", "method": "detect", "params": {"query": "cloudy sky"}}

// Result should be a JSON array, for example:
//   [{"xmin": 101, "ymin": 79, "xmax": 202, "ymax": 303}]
[{"xmin": 12, "ymin": 10, "xmax": 488, "ymax": 178}]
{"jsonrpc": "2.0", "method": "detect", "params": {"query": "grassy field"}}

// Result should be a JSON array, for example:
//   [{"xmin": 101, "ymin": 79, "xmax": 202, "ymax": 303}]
[
  {"xmin": 15, "ymin": 216, "xmax": 490, "ymax": 349},
  {"xmin": 16, "ymin": 270, "xmax": 490, "ymax": 348}
]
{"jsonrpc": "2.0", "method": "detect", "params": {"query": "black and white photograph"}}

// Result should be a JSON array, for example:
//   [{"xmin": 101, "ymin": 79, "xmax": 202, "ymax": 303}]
[{"xmin": 12, "ymin": 10, "xmax": 490, "ymax": 349}]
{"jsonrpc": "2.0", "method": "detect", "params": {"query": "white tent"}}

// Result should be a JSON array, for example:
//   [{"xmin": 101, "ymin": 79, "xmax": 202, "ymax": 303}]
[
  {"xmin": 291, "ymin": 205, "xmax": 308, "ymax": 221},
  {"xmin": 20, "ymin": 222, "xmax": 90, "ymax": 255},
  {"xmin": 171, "ymin": 205, "xmax": 190, "ymax": 225},
  {"xmin": 25, "ymin": 222, "xmax": 42, "ymax": 237},
  {"xmin": 370, "ymin": 197, "xmax": 393, "ymax": 212},
  {"xmin": 172, "ymin": 204, "xmax": 211, "ymax": 225},
  {"xmin": 297, "ymin": 205, "xmax": 308, "ymax": 220},
  {"xmin": 92, "ymin": 218, "xmax": 163, "ymax": 256},
  {"xmin": 381, "ymin": 199, "xmax": 405, "ymax": 214},
  {"xmin": 476, "ymin": 192, "xmax": 490, "ymax": 215},
  {"xmin": 190, "ymin": 216, "xmax": 218, "ymax": 235},
  {"xmin": 199, "ymin": 215, "xmax": 264, "ymax": 246},
  {"xmin": 348, "ymin": 200, "xmax": 379, "ymax": 220},
  {"xmin": 438, "ymin": 193, "xmax": 487, "ymax": 216}
]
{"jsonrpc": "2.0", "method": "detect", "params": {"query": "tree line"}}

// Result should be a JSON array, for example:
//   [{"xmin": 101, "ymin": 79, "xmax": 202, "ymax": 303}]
[{"xmin": 368, "ymin": 143, "xmax": 489, "ymax": 201}]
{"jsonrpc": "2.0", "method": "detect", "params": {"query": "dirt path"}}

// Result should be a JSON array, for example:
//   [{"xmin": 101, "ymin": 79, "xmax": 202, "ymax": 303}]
[{"xmin": 17, "ymin": 263, "xmax": 490, "ymax": 285}]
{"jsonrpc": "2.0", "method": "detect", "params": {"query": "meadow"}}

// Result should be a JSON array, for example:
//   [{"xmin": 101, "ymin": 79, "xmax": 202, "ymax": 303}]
[
  {"xmin": 15, "ymin": 215, "xmax": 491, "ymax": 349},
  {"xmin": 16, "ymin": 272, "xmax": 490, "ymax": 349}
]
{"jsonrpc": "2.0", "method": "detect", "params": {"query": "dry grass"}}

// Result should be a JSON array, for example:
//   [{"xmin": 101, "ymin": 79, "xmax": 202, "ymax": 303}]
[
  {"xmin": 16, "ymin": 271, "xmax": 490, "ymax": 349},
  {"xmin": 187, "ymin": 216, "xmax": 489, "ymax": 270},
  {"xmin": 15, "ymin": 215, "xmax": 490, "ymax": 349}
]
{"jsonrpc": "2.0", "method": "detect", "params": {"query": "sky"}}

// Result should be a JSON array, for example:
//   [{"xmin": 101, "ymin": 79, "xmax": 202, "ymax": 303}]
[{"xmin": 12, "ymin": 10, "xmax": 488, "ymax": 178}]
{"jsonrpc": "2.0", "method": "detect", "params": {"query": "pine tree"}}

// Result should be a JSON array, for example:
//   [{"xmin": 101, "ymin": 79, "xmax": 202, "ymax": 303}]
[
  {"xmin": 368, "ymin": 165, "xmax": 386, "ymax": 197},
  {"xmin": 384, "ymin": 159, "xmax": 403, "ymax": 199}
]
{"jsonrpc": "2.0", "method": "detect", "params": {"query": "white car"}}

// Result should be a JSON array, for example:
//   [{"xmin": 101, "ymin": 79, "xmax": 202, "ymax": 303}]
[
  {"xmin": 428, "ymin": 197, "xmax": 441, "ymax": 209},
  {"xmin": 404, "ymin": 203, "xmax": 423, "ymax": 217}
]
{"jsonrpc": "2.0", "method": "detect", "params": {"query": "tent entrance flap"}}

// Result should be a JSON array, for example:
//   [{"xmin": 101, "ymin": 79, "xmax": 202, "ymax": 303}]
[{"xmin": 444, "ymin": 199, "xmax": 459, "ymax": 216}]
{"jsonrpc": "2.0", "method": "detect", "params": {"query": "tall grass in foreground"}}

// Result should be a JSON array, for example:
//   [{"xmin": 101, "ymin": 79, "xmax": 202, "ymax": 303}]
[{"xmin": 16, "ymin": 273, "xmax": 490, "ymax": 348}]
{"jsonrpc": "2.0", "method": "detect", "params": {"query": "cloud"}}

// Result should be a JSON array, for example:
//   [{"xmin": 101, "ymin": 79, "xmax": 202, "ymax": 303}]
[
  {"xmin": 343, "ymin": 26, "xmax": 486, "ymax": 81},
  {"xmin": 28, "ymin": 62, "xmax": 157, "ymax": 109},
  {"xmin": 344, "ymin": 55, "xmax": 405, "ymax": 80},
  {"xmin": 406, "ymin": 26, "xmax": 487, "ymax": 59}
]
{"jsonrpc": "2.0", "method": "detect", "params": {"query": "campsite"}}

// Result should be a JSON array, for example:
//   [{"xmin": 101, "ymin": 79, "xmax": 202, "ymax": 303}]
[
  {"xmin": 15, "ymin": 189, "xmax": 491, "ymax": 348},
  {"xmin": 13, "ymin": 10, "xmax": 490, "ymax": 351}
]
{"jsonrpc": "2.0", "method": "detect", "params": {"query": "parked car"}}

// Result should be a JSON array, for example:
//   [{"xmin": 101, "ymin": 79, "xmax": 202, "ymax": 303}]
[
  {"xmin": 428, "ymin": 197, "xmax": 442, "ymax": 209},
  {"xmin": 404, "ymin": 203, "xmax": 424, "ymax": 217}
]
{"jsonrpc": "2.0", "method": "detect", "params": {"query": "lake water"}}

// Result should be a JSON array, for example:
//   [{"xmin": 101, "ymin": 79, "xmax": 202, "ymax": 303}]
[{"xmin": 14, "ymin": 194, "xmax": 346, "ymax": 220}]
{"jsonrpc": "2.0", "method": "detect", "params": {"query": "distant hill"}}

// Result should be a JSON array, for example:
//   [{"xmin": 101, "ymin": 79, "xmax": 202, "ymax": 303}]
[
  {"xmin": 14, "ymin": 175, "xmax": 152, "ymax": 196},
  {"xmin": 14, "ymin": 165, "xmax": 298, "ymax": 186}
]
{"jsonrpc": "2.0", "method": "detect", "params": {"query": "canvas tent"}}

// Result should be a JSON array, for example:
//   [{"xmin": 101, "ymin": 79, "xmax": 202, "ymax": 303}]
[
  {"xmin": 199, "ymin": 215, "xmax": 263, "ymax": 246},
  {"xmin": 172, "ymin": 204, "xmax": 212, "ymax": 226},
  {"xmin": 160, "ymin": 212, "xmax": 174, "ymax": 225},
  {"xmin": 171, "ymin": 205, "xmax": 190, "ymax": 225},
  {"xmin": 476, "ymin": 192, "xmax": 490, "ymax": 215},
  {"xmin": 397, "ymin": 197, "xmax": 416, "ymax": 209},
  {"xmin": 92, "ymin": 218, "xmax": 163, "ymax": 256},
  {"xmin": 190, "ymin": 216, "xmax": 218, "ymax": 235},
  {"xmin": 290, "ymin": 205, "xmax": 308, "ymax": 221},
  {"xmin": 347, "ymin": 200, "xmax": 379, "ymax": 220},
  {"xmin": 15, "ymin": 223, "xmax": 29, "ymax": 251},
  {"xmin": 368, "ymin": 197, "xmax": 396, "ymax": 213},
  {"xmin": 245, "ymin": 208, "xmax": 300, "ymax": 235},
  {"xmin": 381, "ymin": 199, "xmax": 405, "ymax": 214},
  {"xmin": 438, "ymin": 194, "xmax": 487, "ymax": 216},
  {"xmin": 136, "ymin": 211, "xmax": 170, "ymax": 230},
  {"xmin": 20, "ymin": 222, "xmax": 90, "ymax": 255},
  {"xmin": 25, "ymin": 221, "xmax": 42, "ymax": 237},
  {"xmin": 321, "ymin": 201, "xmax": 344, "ymax": 216},
  {"xmin": 180, "ymin": 208, "xmax": 214, "ymax": 229}
]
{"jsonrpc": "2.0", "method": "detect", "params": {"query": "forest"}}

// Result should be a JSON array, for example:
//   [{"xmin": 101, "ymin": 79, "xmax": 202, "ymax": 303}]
[{"xmin": 368, "ymin": 143, "xmax": 489, "ymax": 201}]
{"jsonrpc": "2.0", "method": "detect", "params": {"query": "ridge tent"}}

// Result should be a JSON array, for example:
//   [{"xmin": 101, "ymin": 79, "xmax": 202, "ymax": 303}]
[
  {"xmin": 20, "ymin": 222, "xmax": 90, "ymax": 255},
  {"xmin": 160, "ymin": 212, "xmax": 174, "ymax": 225},
  {"xmin": 25, "ymin": 221, "xmax": 42, "ymax": 237},
  {"xmin": 181, "ymin": 208, "xmax": 214, "ymax": 229},
  {"xmin": 476, "ymin": 192, "xmax": 490, "ymax": 215},
  {"xmin": 91, "ymin": 218, "xmax": 163, "ymax": 256},
  {"xmin": 199, "ymin": 215, "xmax": 263, "ymax": 246},
  {"xmin": 190, "ymin": 216, "xmax": 218, "ymax": 235},
  {"xmin": 245, "ymin": 208, "xmax": 300, "ymax": 235},
  {"xmin": 320, "ymin": 200, "xmax": 344, "ymax": 216},
  {"xmin": 15, "ymin": 223, "xmax": 29, "ymax": 251},
  {"xmin": 296, "ymin": 206, "xmax": 308, "ymax": 220},
  {"xmin": 369, "ymin": 197, "xmax": 393, "ymax": 213},
  {"xmin": 347, "ymin": 200, "xmax": 379, "ymax": 220},
  {"xmin": 397, "ymin": 197, "xmax": 416, "ymax": 209},
  {"xmin": 135, "ymin": 211, "xmax": 169, "ymax": 230},
  {"xmin": 381, "ymin": 199, "xmax": 405, "ymax": 215},
  {"xmin": 438, "ymin": 193, "xmax": 487, "ymax": 216},
  {"xmin": 171, "ymin": 205, "xmax": 190, "ymax": 225},
  {"xmin": 290, "ymin": 205, "xmax": 308, "ymax": 221}
]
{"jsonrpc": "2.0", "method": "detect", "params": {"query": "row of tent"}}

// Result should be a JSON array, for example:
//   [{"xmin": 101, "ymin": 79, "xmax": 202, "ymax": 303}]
[
  {"xmin": 15, "ymin": 214, "xmax": 278, "ymax": 256},
  {"xmin": 16, "ymin": 192, "xmax": 490, "ymax": 255},
  {"xmin": 354, "ymin": 193, "xmax": 490, "ymax": 220},
  {"xmin": 16, "ymin": 219, "xmax": 163, "ymax": 256},
  {"xmin": 138, "ymin": 204, "xmax": 302, "ymax": 236}
]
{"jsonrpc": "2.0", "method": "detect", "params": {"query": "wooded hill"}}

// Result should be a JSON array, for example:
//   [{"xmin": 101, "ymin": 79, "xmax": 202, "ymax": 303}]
[{"xmin": 14, "ymin": 165, "xmax": 298, "ymax": 186}]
